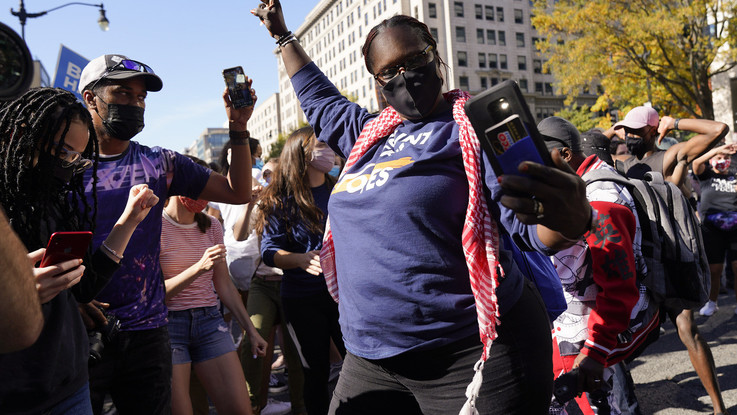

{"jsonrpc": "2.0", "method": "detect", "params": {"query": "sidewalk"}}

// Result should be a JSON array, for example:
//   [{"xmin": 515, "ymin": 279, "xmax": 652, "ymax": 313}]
[{"xmin": 630, "ymin": 290, "xmax": 737, "ymax": 414}]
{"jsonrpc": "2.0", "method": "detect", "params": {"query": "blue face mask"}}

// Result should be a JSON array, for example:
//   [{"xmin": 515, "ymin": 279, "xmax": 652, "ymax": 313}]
[
  {"xmin": 254, "ymin": 157, "xmax": 264, "ymax": 170},
  {"xmin": 328, "ymin": 165, "xmax": 341, "ymax": 177}
]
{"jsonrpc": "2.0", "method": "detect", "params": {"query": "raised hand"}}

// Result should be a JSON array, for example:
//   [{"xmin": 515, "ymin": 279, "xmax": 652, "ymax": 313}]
[
  {"xmin": 251, "ymin": 0, "xmax": 289, "ymax": 39},
  {"xmin": 197, "ymin": 244, "xmax": 227, "ymax": 272}
]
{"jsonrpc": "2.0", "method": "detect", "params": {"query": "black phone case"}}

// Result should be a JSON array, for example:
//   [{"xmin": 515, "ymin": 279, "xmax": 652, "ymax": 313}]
[
  {"xmin": 464, "ymin": 80, "xmax": 553, "ymax": 177},
  {"xmin": 223, "ymin": 66, "xmax": 253, "ymax": 109}
]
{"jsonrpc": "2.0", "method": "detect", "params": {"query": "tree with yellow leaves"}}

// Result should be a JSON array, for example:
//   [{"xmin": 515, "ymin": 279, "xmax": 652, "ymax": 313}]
[{"xmin": 532, "ymin": 0, "xmax": 737, "ymax": 120}]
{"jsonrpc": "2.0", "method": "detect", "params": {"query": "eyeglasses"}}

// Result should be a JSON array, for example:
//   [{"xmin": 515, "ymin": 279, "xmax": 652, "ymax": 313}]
[
  {"xmin": 53, "ymin": 143, "xmax": 93, "ymax": 173},
  {"xmin": 89, "ymin": 59, "xmax": 155, "ymax": 91},
  {"xmin": 373, "ymin": 45, "xmax": 434, "ymax": 86}
]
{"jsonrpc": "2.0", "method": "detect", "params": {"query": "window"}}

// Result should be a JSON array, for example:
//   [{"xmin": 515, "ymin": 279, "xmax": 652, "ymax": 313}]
[
  {"xmin": 500, "ymin": 54, "xmax": 508, "ymax": 69},
  {"xmin": 491, "ymin": 77, "xmax": 499, "ymax": 86},
  {"xmin": 519, "ymin": 79, "xmax": 528, "ymax": 92},
  {"xmin": 428, "ymin": 3, "xmax": 437, "ymax": 18},
  {"xmin": 489, "ymin": 53, "xmax": 497, "ymax": 69},
  {"xmin": 456, "ymin": 26, "xmax": 466, "ymax": 42},
  {"xmin": 430, "ymin": 27, "xmax": 439, "ymax": 41},
  {"xmin": 517, "ymin": 55, "xmax": 527, "ymax": 70},
  {"xmin": 545, "ymin": 82, "xmax": 554, "ymax": 95},
  {"xmin": 514, "ymin": 9, "xmax": 523, "ymax": 24},
  {"xmin": 478, "ymin": 53, "xmax": 487, "ymax": 68},
  {"xmin": 498, "ymin": 31, "xmax": 506, "ymax": 46},
  {"xmin": 480, "ymin": 77, "xmax": 488, "ymax": 89},
  {"xmin": 497, "ymin": 7, "xmax": 504, "ymax": 22},
  {"xmin": 486, "ymin": 30, "xmax": 496, "ymax": 45},
  {"xmin": 459, "ymin": 76, "xmax": 469, "ymax": 90},
  {"xmin": 485, "ymin": 5, "xmax": 494, "ymax": 20},
  {"xmin": 533, "ymin": 59, "xmax": 542, "ymax": 74},
  {"xmin": 455, "ymin": 1, "xmax": 464, "ymax": 17},
  {"xmin": 458, "ymin": 51, "xmax": 468, "ymax": 67},
  {"xmin": 516, "ymin": 32, "xmax": 525, "ymax": 48},
  {"xmin": 475, "ymin": 4, "xmax": 483, "ymax": 19},
  {"xmin": 535, "ymin": 82, "xmax": 543, "ymax": 93},
  {"xmin": 477, "ymin": 28, "xmax": 485, "ymax": 43}
]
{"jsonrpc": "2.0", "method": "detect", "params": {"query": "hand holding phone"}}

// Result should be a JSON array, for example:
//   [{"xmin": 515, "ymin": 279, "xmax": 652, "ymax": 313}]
[{"xmin": 223, "ymin": 66, "xmax": 254, "ymax": 108}]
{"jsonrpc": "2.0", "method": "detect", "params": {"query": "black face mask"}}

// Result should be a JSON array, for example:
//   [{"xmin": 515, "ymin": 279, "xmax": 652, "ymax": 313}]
[
  {"xmin": 37, "ymin": 152, "xmax": 76, "ymax": 192},
  {"xmin": 95, "ymin": 96, "xmax": 145, "ymax": 141},
  {"xmin": 381, "ymin": 60, "xmax": 443, "ymax": 120},
  {"xmin": 625, "ymin": 135, "xmax": 648, "ymax": 158}
]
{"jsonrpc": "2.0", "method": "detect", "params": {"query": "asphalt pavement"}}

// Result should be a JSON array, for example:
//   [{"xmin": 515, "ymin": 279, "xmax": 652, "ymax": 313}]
[{"xmin": 631, "ymin": 289, "xmax": 737, "ymax": 414}]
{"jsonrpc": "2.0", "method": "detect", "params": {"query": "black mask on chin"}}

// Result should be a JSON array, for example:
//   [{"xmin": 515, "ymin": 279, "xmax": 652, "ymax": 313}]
[
  {"xmin": 381, "ymin": 60, "xmax": 443, "ymax": 120},
  {"xmin": 625, "ymin": 135, "xmax": 648, "ymax": 158},
  {"xmin": 95, "ymin": 96, "xmax": 145, "ymax": 141}
]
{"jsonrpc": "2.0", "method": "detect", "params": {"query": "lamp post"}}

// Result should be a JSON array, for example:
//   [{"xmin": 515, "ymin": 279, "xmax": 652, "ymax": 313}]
[{"xmin": 10, "ymin": 0, "xmax": 109, "ymax": 40}]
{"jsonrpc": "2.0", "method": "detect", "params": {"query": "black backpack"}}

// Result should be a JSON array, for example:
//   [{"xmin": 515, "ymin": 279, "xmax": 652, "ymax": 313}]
[{"xmin": 582, "ymin": 168, "xmax": 710, "ymax": 309}]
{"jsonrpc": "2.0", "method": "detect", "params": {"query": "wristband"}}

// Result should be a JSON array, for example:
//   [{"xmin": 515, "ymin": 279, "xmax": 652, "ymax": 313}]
[
  {"xmin": 229, "ymin": 130, "xmax": 250, "ymax": 139},
  {"xmin": 559, "ymin": 207, "xmax": 599, "ymax": 243},
  {"xmin": 102, "ymin": 241, "xmax": 123, "ymax": 261},
  {"xmin": 674, "ymin": 118, "xmax": 680, "ymax": 130},
  {"xmin": 275, "ymin": 31, "xmax": 292, "ymax": 45}
]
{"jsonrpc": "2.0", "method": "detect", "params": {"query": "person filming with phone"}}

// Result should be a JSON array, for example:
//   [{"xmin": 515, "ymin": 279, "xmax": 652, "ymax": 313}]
[
  {"xmin": 253, "ymin": 2, "xmax": 595, "ymax": 414},
  {"xmin": 0, "ymin": 87, "xmax": 159, "ymax": 415},
  {"xmin": 77, "ymin": 54, "xmax": 256, "ymax": 414}
]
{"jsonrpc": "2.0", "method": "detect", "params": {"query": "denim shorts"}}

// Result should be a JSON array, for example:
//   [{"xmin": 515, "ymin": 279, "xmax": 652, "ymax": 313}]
[{"xmin": 167, "ymin": 306, "xmax": 236, "ymax": 365}]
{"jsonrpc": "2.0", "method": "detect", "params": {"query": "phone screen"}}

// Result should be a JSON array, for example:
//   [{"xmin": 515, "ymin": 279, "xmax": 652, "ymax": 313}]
[{"xmin": 223, "ymin": 66, "xmax": 253, "ymax": 109}]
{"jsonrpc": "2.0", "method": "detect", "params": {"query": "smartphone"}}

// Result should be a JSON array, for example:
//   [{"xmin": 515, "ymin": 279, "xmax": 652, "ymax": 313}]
[
  {"xmin": 464, "ymin": 80, "xmax": 553, "ymax": 177},
  {"xmin": 222, "ymin": 66, "xmax": 253, "ymax": 109},
  {"xmin": 40, "ymin": 231, "xmax": 93, "ymax": 268}
]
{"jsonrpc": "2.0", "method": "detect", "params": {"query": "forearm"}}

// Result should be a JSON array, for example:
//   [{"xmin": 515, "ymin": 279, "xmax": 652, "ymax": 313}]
[
  {"xmin": 100, "ymin": 220, "xmax": 139, "ymax": 264},
  {"xmin": 675, "ymin": 118, "xmax": 728, "ymax": 163},
  {"xmin": 0, "ymin": 211, "xmax": 43, "ymax": 352},
  {"xmin": 692, "ymin": 146, "xmax": 722, "ymax": 175},
  {"xmin": 271, "ymin": 249, "xmax": 307, "ymax": 270},
  {"xmin": 233, "ymin": 203, "xmax": 256, "ymax": 241},
  {"xmin": 226, "ymin": 133, "xmax": 253, "ymax": 203},
  {"xmin": 277, "ymin": 37, "xmax": 313, "ymax": 78},
  {"xmin": 212, "ymin": 264, "xmax": 256, "ymax": 333},
  {"xmin": 164, "ymin": 264, "xmax": 205, "ymax": 301}
]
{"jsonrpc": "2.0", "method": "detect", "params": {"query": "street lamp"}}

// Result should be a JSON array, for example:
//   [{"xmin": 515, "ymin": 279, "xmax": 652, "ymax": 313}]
[{"xmin": 10, "ymin": 0, "xmax": 109, "ymax": 40}]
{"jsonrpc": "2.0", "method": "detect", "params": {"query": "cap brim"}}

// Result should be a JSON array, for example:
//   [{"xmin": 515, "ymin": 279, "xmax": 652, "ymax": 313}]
[
  {"xmin": 613, "ymin": 120, "xmax": 648, "ymax": 130},
  {"xmin": 105, "ymin": 71, "xmax": 163, "ymax": 92}
]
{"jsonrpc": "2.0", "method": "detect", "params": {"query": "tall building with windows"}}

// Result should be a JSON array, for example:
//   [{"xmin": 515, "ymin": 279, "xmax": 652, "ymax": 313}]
[
  {"xmin": 269, "ymin": 0, "xmax": 582, "ymax": 131},
  {"xmin": 248, "ymin": 92, "xmax": 282, "ymax": 154},
  {"xmin": 185, "ymin": 128, "xmax": 229, "ymax": 165}
]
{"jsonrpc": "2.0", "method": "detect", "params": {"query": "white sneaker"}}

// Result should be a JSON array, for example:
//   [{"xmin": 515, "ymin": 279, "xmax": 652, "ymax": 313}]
[
  {"xmin": 699, "ymin": 300, "xmax": 718, "ymax": 316},
  {"xmin": 260, "ymin": 398, "xmax": 291, "ymax": 415}
]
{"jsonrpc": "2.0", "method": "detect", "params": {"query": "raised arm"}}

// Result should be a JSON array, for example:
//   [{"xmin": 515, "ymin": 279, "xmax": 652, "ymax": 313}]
[
  {"xmin": 658, "ymin": 116, "xmax": 728, "ymax": 184},
  {"xmin": 692, "ymin": 143, "xmax": 737, "ymax": 176},
  {"xmin": 252, "ymin": 0, "xmax": 312, "ymax": 78}
]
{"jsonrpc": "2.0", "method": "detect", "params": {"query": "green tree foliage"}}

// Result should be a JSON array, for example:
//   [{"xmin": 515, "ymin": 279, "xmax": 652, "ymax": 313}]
[
  {"xmin": 266, "ymin": 120, "xmax": 311, "ymax": 160},
  {"xmin": 532, "ymin": 0, "xmax": 737, "ymax": 120},
  {"xmin": 555, "ymin": 104, "xmax": 611, "ymax": 131}
]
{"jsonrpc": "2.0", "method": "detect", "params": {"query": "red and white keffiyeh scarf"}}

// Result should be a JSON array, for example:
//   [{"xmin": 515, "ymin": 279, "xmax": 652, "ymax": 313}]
[{"xmin": 319, "ymin": 90, "xmax": 504, "ymax": 413}]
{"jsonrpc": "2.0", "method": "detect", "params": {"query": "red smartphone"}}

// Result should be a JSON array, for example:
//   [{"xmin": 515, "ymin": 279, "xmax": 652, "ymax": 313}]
[{"xmin": 40, "ymin": 231, "xmax": 93, "ymax": 267}]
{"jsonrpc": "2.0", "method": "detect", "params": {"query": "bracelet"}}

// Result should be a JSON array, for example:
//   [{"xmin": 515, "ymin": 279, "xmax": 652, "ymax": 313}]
[
  {"xmin": 275, "ymin": 31, "xmax": 292, "ymax": 45},
  {"xmin": 559, "ymin": 207, "xmax": 599, "ymax": 243},
  {"xmin": 280, "ymin": 36, "xmax": 299, "ymax": 48},
  {"xmin": 101, "ymin": 241, "xmax": 123, "ymax": 261},
  {"xmin": 674, "ymin": 118, "xmax": 680, "ymax": 130}
]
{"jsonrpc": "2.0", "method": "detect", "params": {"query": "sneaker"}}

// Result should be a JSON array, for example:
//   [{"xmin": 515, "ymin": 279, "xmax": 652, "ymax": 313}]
[
  {"xmin": 699, "ymin": 300, "xmax": 718, "ymax": 316},
  {"xmin": 260, "ymin": 398, "xmax": 291, "ymax": 415},
  {"xmin": 268, "ymin": 373, "xmax": 288, "ymax": 393}
]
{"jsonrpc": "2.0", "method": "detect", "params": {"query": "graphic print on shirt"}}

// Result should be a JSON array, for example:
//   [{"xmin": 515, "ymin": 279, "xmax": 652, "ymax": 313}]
[
  {"xmin": 332, "ymin": 129, "xmax": 436, "ymax": 195},
  {"xmin": 710, "ymin": 176, "xmax": 737, "ymax": 193}
]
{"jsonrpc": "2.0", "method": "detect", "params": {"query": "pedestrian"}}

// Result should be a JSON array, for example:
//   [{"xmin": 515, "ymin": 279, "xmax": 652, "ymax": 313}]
[
  {"xmin": 0, "ymin": 87, "xmax": 158, "ymax": 414},
  {"xmin": 252, "ymin": 2, "xmax": 595, "ymax": 413},
  {"xmin": 160, "ymin": 155, "xmax": 267, "ymax": 415},
  {"xmin": 254, "ymin": 126, "xmax": 344, "ymax": 415},
  {"xmin": 77, "ymin": 54, "xmax": 256, "ymax": 414},
  {"xmin": 540, "ymin": 117, "xmax": 659, "ymax": 414},
  {"xmin": 605, "ymin": 105, "xmax": 730, "ymax": 414},
  {"xmin": 693, "ymin": 143, "xmax": 737, "ymax": 316}
]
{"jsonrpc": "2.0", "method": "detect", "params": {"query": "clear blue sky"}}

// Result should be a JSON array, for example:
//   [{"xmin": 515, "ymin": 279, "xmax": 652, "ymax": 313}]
[{"xmin": 4, "ymin": 0, "xmax": 319, "ymax": 152}]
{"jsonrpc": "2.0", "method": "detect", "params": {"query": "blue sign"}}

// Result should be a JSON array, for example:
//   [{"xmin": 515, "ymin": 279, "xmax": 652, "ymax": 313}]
[{"xmin": 53, "ymin": 45, "xmax": 89, "ymax": 102}]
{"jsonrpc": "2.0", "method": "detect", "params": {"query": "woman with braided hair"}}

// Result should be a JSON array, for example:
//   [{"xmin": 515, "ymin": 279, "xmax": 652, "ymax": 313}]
[
  {"xmin": 253, "ymin": 2, "xmax": 594, "ymax": 414},
  {"xmin": 0, "ymin": 87, "xmax": 159, "ymax": 414}
]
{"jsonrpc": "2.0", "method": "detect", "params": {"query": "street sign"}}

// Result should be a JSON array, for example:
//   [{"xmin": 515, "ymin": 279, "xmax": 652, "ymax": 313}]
[{"xmin": 53, "ymin": 45, "xmax": 88, "ymax": 102}]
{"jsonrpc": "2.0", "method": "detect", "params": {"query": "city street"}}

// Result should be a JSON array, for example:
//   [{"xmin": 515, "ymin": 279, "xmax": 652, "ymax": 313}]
[{"xmin": 632, "ymin": 290, "xmax": 737, "ymax": 414}]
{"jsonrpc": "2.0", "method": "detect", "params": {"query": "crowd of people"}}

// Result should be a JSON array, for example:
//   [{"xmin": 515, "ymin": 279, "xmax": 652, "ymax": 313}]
[{"xmin": 0, "ymin": 0, "xmax": 735, "ymax": 414}]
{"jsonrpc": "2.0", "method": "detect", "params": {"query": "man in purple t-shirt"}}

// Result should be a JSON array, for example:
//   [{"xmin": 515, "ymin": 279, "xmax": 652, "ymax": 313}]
[{"xmin": 78, "ymin": 54, "xmax": 256, "ymax": 414}]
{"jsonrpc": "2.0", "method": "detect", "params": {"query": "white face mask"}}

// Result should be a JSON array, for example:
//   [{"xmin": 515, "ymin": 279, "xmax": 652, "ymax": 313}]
[{"xmin": 310, "ymin": 142, "xmax": 335, "ymax": 173}]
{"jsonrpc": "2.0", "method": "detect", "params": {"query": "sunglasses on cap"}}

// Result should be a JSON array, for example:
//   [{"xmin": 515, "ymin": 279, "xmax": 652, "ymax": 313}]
[{"xmin": 89, "ymin": 59, "xmax": 155, "ymax": 91}]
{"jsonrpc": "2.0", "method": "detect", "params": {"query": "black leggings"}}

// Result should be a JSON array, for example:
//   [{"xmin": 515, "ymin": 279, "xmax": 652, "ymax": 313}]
[
  {"xmin": 328, "ymin": 279, "xmax": 553, "ymax": 415},
  {"xmin": 282, "ymin": 290, "xmax": 345, "ymax": 415}
]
